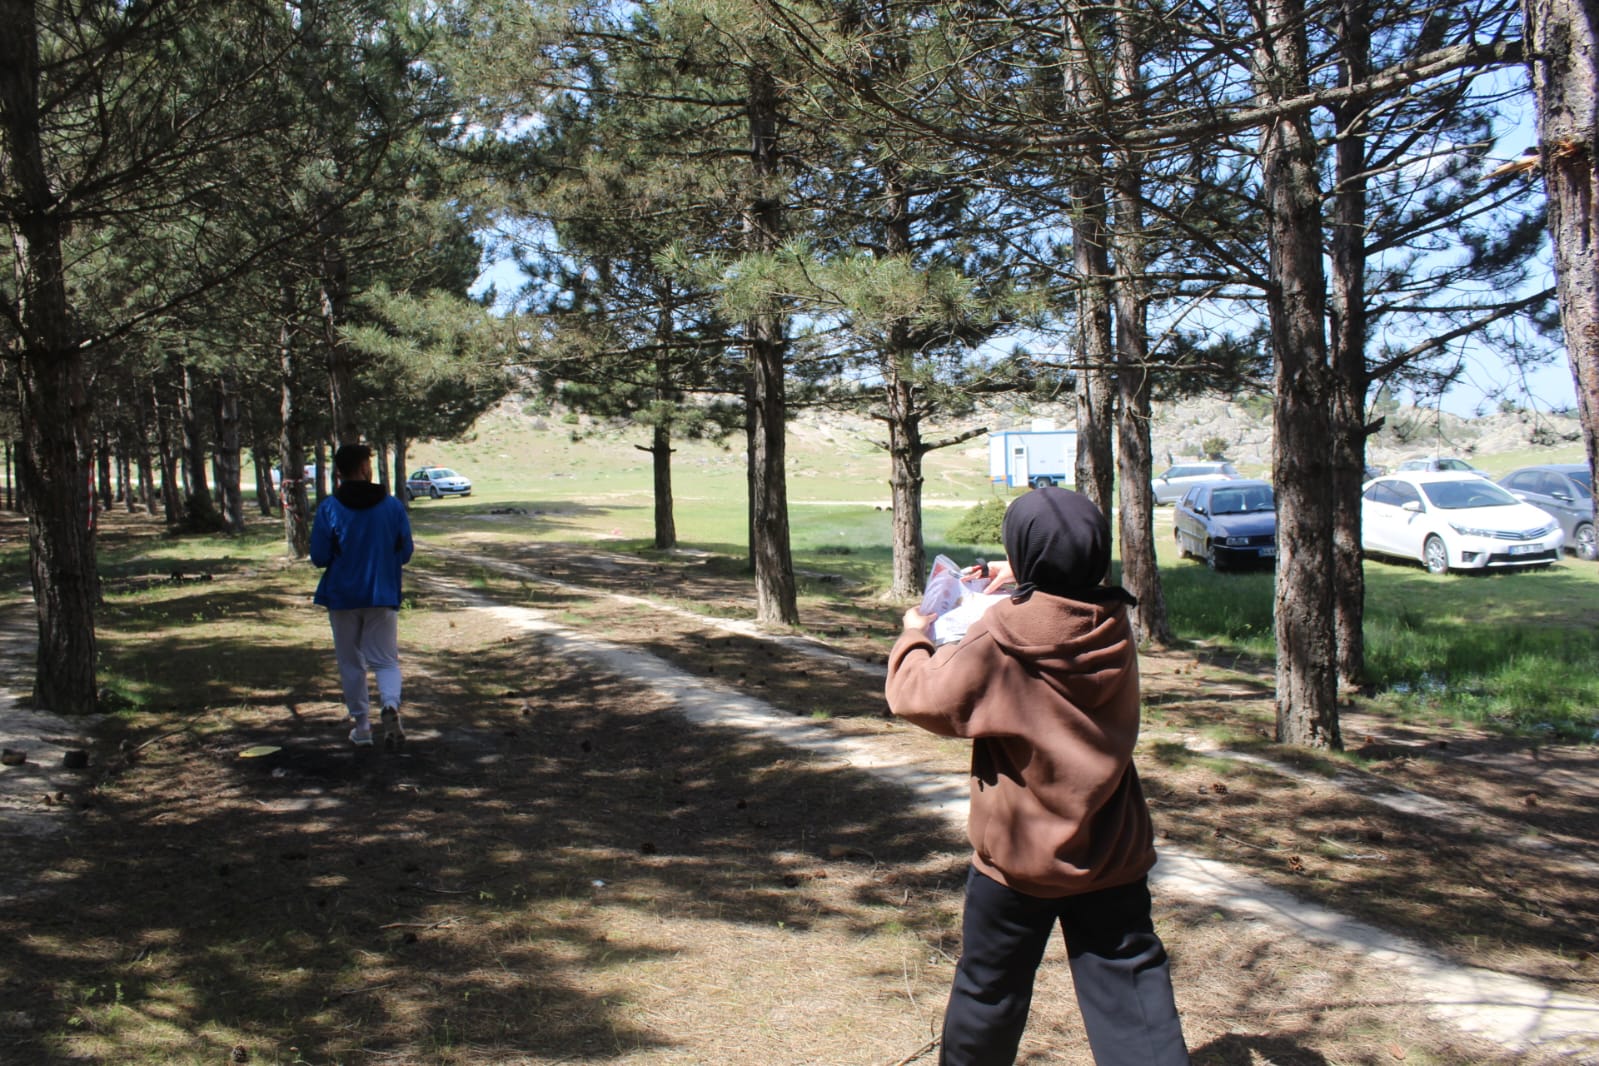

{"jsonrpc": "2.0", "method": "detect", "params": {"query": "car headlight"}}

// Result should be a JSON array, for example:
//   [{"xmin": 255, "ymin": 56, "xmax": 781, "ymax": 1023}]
[
  {"xmin": 1224, "ymin": 536, "xmax": 1250, "ymax": 546},
  {"xmin": 1448, "ymin": 522, "xmax": 1498, "ymax": 538}
]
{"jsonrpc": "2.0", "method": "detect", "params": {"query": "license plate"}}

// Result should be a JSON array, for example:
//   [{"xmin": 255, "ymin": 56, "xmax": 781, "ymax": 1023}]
[
  {"xmin": 1261, "ymin": 547, "xmax": 1276, "ymax": 557},
  {"xmin": 1509, "ymin": 543, "xmax": 1542, "ymax": 555}
]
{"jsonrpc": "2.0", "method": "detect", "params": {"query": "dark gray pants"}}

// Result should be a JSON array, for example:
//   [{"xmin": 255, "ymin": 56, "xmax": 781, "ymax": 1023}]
[{"xmin": 940, "ymin": 867, "xmax": 1190, "ymax": 1066}]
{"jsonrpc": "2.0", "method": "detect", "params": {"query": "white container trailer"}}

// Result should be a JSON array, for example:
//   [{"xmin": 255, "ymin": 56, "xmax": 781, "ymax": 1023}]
[{"xmin": 989, "ymin": 427, "xmax": 1078, "ymax": 488}]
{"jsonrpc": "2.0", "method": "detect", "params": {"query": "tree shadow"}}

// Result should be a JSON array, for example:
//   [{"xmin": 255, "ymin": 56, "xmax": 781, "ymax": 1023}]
[
  {"xmin": 1189, "ymin": 1033, "xmax": 1333, "ymax": 1065},
  {"xmin": 1, "ymin": 625, "xmax": 967, "ymax": 1063}
]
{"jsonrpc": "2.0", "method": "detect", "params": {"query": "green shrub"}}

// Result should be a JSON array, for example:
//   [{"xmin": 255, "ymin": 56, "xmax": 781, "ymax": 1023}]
[
  {"xmin": 946, "ymin": 499, "xmax": 1008, "ymax": 546},
  {"xmin": 1200, "ymin": 436, "xmax": 1230, "ymax": 460}
]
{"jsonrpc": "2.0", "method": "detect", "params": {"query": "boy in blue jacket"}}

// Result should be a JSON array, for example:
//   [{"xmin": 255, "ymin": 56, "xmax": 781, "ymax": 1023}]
[{"xmin": 311, "ymin": 444, "xmax": 414, "ymax": 749}]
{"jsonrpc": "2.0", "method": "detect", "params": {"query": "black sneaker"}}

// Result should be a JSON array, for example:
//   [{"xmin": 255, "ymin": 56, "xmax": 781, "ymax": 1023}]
[{"xmin": 380, "ymin": 706, "xmax": 405, "ymax": 751}]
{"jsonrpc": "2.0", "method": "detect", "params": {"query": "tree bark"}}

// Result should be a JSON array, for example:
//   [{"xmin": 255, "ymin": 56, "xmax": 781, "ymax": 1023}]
[
  {"xmin": 885, "ymin": 374, "xmax": 927, "ymax": 599},
  {"xmin": 215, "ymin": 372, "xmax": 245, "ymax": 533},
  {"xmin": 279, "ymin": 273, "xmax": 311, "ymax": 557},
  {"xmin": 393, "ymin": 433, "xmax": 408, "ymax": 507},
  {"xmin": 179, "ymin": 364, "xmax": 221, "ymax": 530},
  {"xmin": 881, "ymin": 168, "xmax": 929, "ymax": 599},
  {"xmin": 1065, "ymin": 17, "xmax": 1117, "ymax": 514},
  {"xmin": 744, "ymin": 59, "xmax": 798, "ymax": 626},
  {"xmin": 95, "ymin": 431, "xmax": 113, "ymax": 512},
  {"xmin": 134, "ymin": 389, "xmax": 158, "ymax": 517},
  {"xmin": 320, "ymin": 203, "xmax": 359, "ymax": 446},
  {"xmin": 1, "ymin": 2, "xmax": 99, "ymax": 712},
  {"xmin": 1330, "ymin": 0, "xmax": 1372, "ymax": 691},
  {"xmin": 651, "ymin": 282, "xmax": 678, "ymax": 550},
  {"xmin": 1111, "ymin": 17, "xmax": 1172, "ymax": 646},
  {"xmin": 1256, "ymin": 0, "xmax": 1342, "ymax": 749},
  {"xmin": 154, "ymin": 382, "xmax": 183, "ymax": 525},
  {"xmin": 649, "ymin": 419, "xmax": 678, "ymax": 551},
  {"xmin": 1523, "ymin": 0, "xmax": 1599, "ymax": 502}
]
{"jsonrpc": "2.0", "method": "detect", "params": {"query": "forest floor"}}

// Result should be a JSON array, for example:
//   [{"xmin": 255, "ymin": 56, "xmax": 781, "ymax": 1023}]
[{"xmin": 1, "ymin": 510, "xmax": 1597, "ymax": 1065}]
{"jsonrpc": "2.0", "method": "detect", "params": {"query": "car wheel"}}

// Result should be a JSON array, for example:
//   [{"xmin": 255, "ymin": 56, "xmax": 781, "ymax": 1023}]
[
  {"xmin": 1204, "ymin": 542, "xmax": 1220, "ymax": 571},
  {"xmin": 1175, "ymin": 529, "xmax": 1190, "ymax": 559},
  {"xmin": 1031, "ymin": 476, "xmax": 1055, "ymax": 489},
  {"xmin": 429, "ymin": 484, "xmax": 441, "ymax": 499},
  {"xmin": 1575, "ymin": 522, "xmax": 1597, "ymax": 562},
  {"xmin": 402, "ymin": 486, "xmax": 413, "ymax": 502},
  {"xmin": 1423, "ymin": 535, "xmax": 1449, "ymax": 575}
]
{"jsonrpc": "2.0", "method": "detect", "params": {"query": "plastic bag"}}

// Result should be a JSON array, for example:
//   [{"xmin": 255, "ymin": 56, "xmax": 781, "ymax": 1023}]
[{"xmin": 920, "ymin": 554, "xmax": 1008, "ymax": 645}]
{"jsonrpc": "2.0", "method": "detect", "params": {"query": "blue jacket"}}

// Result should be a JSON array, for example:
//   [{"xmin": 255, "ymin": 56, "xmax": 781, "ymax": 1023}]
[{"xmin": 310, "ymin": 481, "xmax": 414, "ymax": 610}]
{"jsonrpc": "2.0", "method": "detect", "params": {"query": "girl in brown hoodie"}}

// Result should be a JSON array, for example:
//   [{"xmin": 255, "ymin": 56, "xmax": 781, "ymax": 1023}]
[{"xmin": 886, "ymin": 487, "xmax": 1189, "ymax": 1066}]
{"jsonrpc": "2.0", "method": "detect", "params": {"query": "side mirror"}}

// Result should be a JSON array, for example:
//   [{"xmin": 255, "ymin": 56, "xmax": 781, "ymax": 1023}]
[{"xmin": 1402, "ymin": 500, "xmax": 1423, "ymax": 514}]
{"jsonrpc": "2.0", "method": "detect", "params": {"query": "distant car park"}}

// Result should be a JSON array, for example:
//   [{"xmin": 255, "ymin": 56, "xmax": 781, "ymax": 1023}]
[
  {"xmin": 1151, "ymin": 461, "xmax": 1240, "ymax": 504},
  {"xmin": 1498, "ymin": 463, "xmax": 1596, "ymax": 561},
  {"xmin": 1361, "ymin": 470, "xmax": 1563, "ymax": 574},
  {"xmin": 1173, "ymin": 479, "xmax": 1276, "ymax": 570},
  {"xmin": 271, "ymin": 464, "xmax": 316, "ymax": 489},
  {"xmin": 405, "ymin": 467, "xmax": 472, "ymax": 500}
]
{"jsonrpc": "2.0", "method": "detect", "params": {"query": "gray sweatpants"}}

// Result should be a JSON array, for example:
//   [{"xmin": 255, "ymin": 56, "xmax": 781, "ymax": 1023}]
[{"xmin": 328, "ymin": 607, "xmax": 401, "ymax": 722}]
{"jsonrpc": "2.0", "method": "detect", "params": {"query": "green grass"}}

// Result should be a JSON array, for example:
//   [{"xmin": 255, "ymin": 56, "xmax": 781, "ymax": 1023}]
[
  {"xmin": 1156, "ymin": 535, "xmax": 1599, "ymax": 741},
  {"xmin": 415, "ymin": 417, "xmax": 1599, "ymax": 743},
  {"xmin": 29, "ymin": 407, "xmax": 1598, "ymax": 746}
]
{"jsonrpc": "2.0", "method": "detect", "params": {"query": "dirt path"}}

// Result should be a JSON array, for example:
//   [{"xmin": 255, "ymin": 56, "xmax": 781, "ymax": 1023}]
[
  {"xmin": 418, "ymin": 554, "xmax": 1599, "ymax": 1062},
  {"xmin": 0, "ymin": 598, "xmax": 88, "ymax": 860}
]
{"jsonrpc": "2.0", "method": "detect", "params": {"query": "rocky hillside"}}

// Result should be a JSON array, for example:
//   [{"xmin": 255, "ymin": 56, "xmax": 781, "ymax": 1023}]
[{"xmin": 848, "ymin": 395, "xmax": 1586, "ymax": 472}]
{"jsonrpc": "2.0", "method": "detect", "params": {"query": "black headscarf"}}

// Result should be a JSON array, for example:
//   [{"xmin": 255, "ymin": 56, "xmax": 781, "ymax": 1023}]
[{"xmin": 1002, "ymin": 486, "xmax": 1138, "ymax": 606}]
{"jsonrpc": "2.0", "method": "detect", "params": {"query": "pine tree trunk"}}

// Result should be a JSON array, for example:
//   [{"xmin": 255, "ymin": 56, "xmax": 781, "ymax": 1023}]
[
  {"xmin": 314, "ymin": 441, "xmax": 328, "ymax": 499},
  {"xmin": 179, "ymin": 364, "xmax": 218, "ymax": 529},
  {"xmin": 886, "ymin": 376, "xmax": 927, "ymax": 599},
  {"xmin": 154, "ymin": 383, "xmax": 182, "ymax": 525},
  {"xmin": 252, "ymin": 445, "xmax": 276, "ymax": 515},
  {"xmin": 319, "ymin": 193, "xmax": 360, "ymax": 446},
  {"xmin": 1524, "ymin": 0, "xmax": 1599, "ymax": 504},
  {"xmin": 650, "ymin": 420, "xmax": 678, "ymax": 550},
  {"xmin": 134, "ymin": 390, "xmax": 158, "ymax": 517},
  {"xmin": 1110, "ymin": 18, "xmax": 1171, "ymax": 646},
  {"xmin": 1330, "ymin": 0, "xmax": 1372, "ymax": 691},
  {"xmin": 1066, "ymin": 85, "xmax": 1116, "ymax": 511},
  {"xmin": 393, "ymin": 434, "xmax": 408, "ymax": 507},
  {"xmin": 1, "ymin": 0, "xmax": 100, "ymax": 713},
  {"xmin": 1257, "ymin": 0, "xmax": 1341, "ymax": 749},
  {"xmin": 882, "ymin": 170, "xmax": 927, "ymax": 599},
  {"xmin": 745, "ymin": 59, "xmax": 797, "ymax": 626},
  {"xmin": 115, "ymin": 407, "xmax": 135, "ymax": 513},
  {"xmin": 651, "ymin": 286, "xmax": 678, "ymax": 550},
  {"xmin": 279, "ymin": 274, "xmax": 311, "ymax": 557},
  {"xmin": 95, "ymin": 432, "xmax": 113, "ymax": 512},
  {"xmin": 215, "ymin": 373, "xmax": 244, "ymax": 533}
]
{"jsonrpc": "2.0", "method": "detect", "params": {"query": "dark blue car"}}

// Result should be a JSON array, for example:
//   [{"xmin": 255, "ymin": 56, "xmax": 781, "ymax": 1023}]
[{"xmin": 1173, "ymin": 479, "xmax": 1277, "ymax": 570}]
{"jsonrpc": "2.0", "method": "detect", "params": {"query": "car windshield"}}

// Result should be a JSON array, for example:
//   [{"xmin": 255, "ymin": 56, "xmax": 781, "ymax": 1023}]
[
  {"xmin": 430, "ymin": 469, "xmax": 458, "ymax": 479},
  {"xmin": 1209, "ymin": 488, "xmax": 1273, "ymax": 514},
  {"xmin": 1420, "ymin": 480, "xmax": 1517, "ymax": 509}
]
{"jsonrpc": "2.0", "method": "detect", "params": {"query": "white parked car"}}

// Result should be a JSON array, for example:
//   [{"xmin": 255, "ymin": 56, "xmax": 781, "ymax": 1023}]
[
  {"xmin": 405, "ymin": 466, "xmax": 472, "ymax": 500},
  {"xmin": 1361, "ymin": 471, "xmax": 1563, "ymax": 574},
  {"xmin": 1394, "ymin": 456, "xmax": 1490, "ymax": 478}
]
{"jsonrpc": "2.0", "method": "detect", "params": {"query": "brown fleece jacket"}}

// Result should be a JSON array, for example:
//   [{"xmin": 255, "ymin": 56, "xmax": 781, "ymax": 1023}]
[{"xmin": 885, "ymin": 591, "xmax": 1155, "ymax": 899}]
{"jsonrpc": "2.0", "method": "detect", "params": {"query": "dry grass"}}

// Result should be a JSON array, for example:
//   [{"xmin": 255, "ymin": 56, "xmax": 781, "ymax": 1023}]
[{"xmin": 0, "ymin": 511, "xmax": 1594, "ymax": 1065}]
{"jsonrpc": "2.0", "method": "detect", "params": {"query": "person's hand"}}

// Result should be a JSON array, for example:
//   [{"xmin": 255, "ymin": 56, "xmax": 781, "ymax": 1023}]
[
  {"xmin": 903, "ymin": 606, "xmax": 937, "ymax": 632},
  {"xmin": 974, "ymin": 558, "xmax": 1015, "ymax": 594}
]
